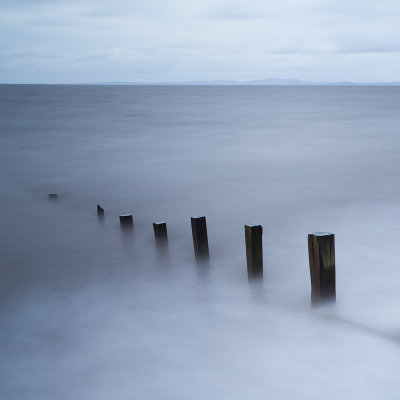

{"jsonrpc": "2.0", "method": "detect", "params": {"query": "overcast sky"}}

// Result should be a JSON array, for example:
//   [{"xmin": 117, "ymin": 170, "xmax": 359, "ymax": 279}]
[{"xmin": 1, "ymin": 0, "xmax": 400, "ymax": 83}]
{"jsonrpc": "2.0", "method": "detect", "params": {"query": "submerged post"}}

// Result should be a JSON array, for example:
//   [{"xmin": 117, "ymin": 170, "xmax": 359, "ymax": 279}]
[
  {"xmin": 308, "ymin": 232, "xmax": 336, "ymax": 305},
  {"xmin": 245, "ymin": 225, "xmax": 263, "ymax": 279},
  {"xmin": 97, "ymin": 204, "xmax": 104, "ymax": 216},
  {"xmin": 153, "ymin": 222, "xmax": 168, "ymax": 243},
  {"xmin": 191, "ymin": 216, "xmax": 209, "ymax": 261},
  {"xmin": 120, "ymin": 214, "xmax": 133, "ymax": 229},
  {"xmin": 48, "ymin": 193, "xmax": 58, "ymax": 200}
]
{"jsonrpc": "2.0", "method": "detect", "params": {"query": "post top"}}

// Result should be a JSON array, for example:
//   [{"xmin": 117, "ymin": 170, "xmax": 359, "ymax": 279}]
[
  {"xmin": 153, "ymin": 221, "xmax": 166, "ymax": 225},
  {"xmin": 311, "ymin": 232, "xmax": 333, "ymax": 236},
  {"xmin": 120, "ymin": 214, "xmax": 133, "ymax": 217},
  {"xmin": 191, "ymin": 215, "xmax": 205, "ymax": 219},
  {"xmin": 245, "ymin": 224, "xmax": 262, "ymax": 228}
]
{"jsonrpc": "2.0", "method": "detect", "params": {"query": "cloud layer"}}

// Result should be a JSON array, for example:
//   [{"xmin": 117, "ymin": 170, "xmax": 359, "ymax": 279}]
[{"xmin": 1, "ymin": 0, "xmax": 400, "ymax": 83}]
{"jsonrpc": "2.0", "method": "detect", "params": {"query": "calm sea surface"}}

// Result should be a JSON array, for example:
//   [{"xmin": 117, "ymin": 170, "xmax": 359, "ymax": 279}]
[{"xmin": 1, "ymin": 85, "xmax": 400, "ymax": 399}]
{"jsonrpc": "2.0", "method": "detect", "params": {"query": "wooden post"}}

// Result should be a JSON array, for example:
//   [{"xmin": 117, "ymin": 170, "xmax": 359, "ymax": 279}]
[
  {"xmin": 120, "ymin": 214, "xmax": 133, "ymax": 229},
  {"xmin": 191, "ymin": 216, "xmax": 209, "ymax": 261},
  {"xmin": 153, "ymin": 222, "xmax": 168, "ymax": 243},
  {"xmin": 245, "ymin": 225, "xmax": 263, "ymax": 279},
  {"xmin": 48, "ymin": 193, "xmax": 58, "ymax": 200},
  {"xmin": 97, "ymin": 204, "xmax": 104, "ymax": 216},
  {"xmin": 308, "ymin": 232, "xmax": 335, "ymax": 305}
]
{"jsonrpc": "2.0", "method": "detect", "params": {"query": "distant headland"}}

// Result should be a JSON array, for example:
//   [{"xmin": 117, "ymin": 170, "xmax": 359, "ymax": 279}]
[{"xmin": 100, "ymin": 78, "xmax": 400, "ymax": 86}]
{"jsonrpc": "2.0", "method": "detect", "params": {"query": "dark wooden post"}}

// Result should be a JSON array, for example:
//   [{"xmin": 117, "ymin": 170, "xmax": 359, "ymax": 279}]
[
  {"xmin": 97, "ymin": 204, "xmax": 104, "ymax": 216},
  {"xmin": 308, "ymin": 232, "xmax": 336, "ymax": 305},
  {"xmin": 48, "ymin": 193, "xmax": 58, "ymax": 200},
  {"xmin": 120, "ymin": 214, "xmax": 133, "ymax": 229},
  {"xmin": 245, "ymin": 225, "xmax": 263, "ymax": 279},
  {"xmin": 153, "ymin": 222, "xmax": 168, "ymax": 243},
  {"xmin": 191, "ymin": 216, "xmax": 209, "ymax": 261}
]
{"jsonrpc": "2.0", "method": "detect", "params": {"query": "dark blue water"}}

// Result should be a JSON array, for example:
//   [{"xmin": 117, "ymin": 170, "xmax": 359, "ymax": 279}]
[{"xmin": 1, "ymin": 85, "xmax": 400, "ymax": 399}]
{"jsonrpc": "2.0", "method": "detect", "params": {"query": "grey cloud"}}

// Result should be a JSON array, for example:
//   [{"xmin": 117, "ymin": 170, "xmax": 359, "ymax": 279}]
[
  {"xmin": 205, "ymin": 9, "xmax": 266, "ymax": 20},
  {"xmin": 2, "ymin": 0, "xmax": 400, "ymax": 82}
]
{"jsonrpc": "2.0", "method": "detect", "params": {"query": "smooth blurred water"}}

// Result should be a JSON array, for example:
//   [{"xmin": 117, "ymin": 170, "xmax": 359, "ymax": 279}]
[{"xmin": 1, "ymin": 85, "xmax": 400, "ymax": 399}]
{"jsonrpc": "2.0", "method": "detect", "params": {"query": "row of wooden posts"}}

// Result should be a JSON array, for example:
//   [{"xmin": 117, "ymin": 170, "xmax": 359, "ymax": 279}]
[
  {"xmin": 53, "ymin": 195, "xmax": 336, "ymax": 305},
  {"xmin": 116, "ymin": 206, "xmax": 335, "ymax": 305}
]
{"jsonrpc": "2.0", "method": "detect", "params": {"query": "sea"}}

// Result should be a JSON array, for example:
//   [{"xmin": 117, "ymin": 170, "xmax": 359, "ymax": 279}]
[{"xmin": 1, "ymin": 85, "xmax": 400, "ymax": 399}]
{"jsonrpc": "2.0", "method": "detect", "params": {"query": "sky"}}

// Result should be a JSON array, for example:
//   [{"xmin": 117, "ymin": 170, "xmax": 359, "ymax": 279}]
[{"xmin": 1, "ymin": 0, "xmax": 400, "ymax": 83}]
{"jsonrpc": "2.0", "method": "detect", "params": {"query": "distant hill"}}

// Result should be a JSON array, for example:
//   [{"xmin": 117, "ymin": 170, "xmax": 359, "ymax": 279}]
[
  {"xmin": 101, "ymin": 78, "xmax": 400, "ymax": 86},
  {"xmin": 245, "ymin": 78, "xmax": 310, "ymax": 85}
]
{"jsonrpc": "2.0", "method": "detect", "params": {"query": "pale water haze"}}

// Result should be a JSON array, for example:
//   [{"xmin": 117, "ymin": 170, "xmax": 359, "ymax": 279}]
[{"xmin": 1, "ymin": 85, "xmax": 400, "ymax": 399}]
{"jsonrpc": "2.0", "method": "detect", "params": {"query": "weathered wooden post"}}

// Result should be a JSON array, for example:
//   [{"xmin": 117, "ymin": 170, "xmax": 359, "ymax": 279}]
[
  {"xmin": 245, "ymin": 224, "xmax": 263, "ymax": 279},
  {"xmin": 153, "ymin": 222, "xmax": 168, "ymax": 244},
  {"xmin": 308, "ymin": 232, "xmax": 336, "ymax": 305},
  {"xmin": 97, "ymin": 204, "xmax": 104, "ymax": 216},
  {"xmin": 48, "ymin": 193, "xmax": 58, "ymax": 200},
  {"xmin": 119, "ymin": 214, "xmax": 133, "ymax": 229},
  {"xmin": 191, "ymin": 216, "xmax": 209, "ymax": 261}
]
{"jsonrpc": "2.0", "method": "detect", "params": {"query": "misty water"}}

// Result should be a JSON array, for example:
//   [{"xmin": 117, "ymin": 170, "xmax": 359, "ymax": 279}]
[{"xmin": 1, "ymin": 85, "xmax": 400, "ymax": 399}]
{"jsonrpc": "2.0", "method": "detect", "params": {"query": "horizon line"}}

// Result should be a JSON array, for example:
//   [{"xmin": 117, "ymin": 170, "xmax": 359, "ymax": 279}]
[{"xmin": 1, "ymin": 78, "xmax": 400, "ymax": 86}]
